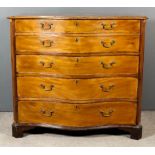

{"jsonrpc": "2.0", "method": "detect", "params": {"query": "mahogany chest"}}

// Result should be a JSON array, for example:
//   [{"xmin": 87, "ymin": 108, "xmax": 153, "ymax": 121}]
[{"xmin": 8, "ymin": 16, "xmax": 147, "ymax": 139}]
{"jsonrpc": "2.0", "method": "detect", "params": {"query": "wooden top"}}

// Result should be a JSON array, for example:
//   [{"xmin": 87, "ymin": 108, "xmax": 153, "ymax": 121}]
[{"xmin": 8, "ymin": 16, "xmax": 148, "ymax": 20}]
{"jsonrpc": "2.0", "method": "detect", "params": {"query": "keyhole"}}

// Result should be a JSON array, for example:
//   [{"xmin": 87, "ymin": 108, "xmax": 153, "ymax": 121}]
[
  {"xmin": 75, "ymin": 38, "xmax": 79, "ymax": 42},
  {"xmin": 75, "ymin": 80, "xmax": 79, "ymax": 85},
  {"xmin": 75, "ymin": 21, "xmax": 79, "ymax": 27}
]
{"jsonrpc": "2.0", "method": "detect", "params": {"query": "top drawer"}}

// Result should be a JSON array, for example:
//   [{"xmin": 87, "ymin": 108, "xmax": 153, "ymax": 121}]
[{"xmin": 15, "ymin": 20, "xmax": 140, "ymax": 34}]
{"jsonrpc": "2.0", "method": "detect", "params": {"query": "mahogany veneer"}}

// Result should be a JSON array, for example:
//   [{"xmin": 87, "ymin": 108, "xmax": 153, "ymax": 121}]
[{"xmin": 8, "ymin": 16, "xmax": 147, "ymax": 139}]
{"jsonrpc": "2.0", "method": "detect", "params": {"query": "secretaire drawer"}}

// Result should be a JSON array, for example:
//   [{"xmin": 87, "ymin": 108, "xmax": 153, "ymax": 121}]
[
  {"xmin": 15, "ymin": 19, "xmax": 140, "ymax": 34},
  {"xmin": 16, "ymin": 55, "xmax": 139, "ymax": 75},
  {"xmin": 17, "ymin": 77, "xmax": 138, "ymax": 100},
  {"xmin": 16, "ymin": 35, "xmax": 140, "ymax": 53},
  {"xmin": 18, "ymin": 101, "xmax": 137, "ymax": 127}
]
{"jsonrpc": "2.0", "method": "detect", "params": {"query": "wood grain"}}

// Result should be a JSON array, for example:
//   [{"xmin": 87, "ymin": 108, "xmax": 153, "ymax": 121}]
[
  {"xmin": 8, "ymin": 16, "xmax": 147, "ymax": 138},
  {"xmin": 9, "ymin": 19, "xmax": 18, "ymax": 122},
  {"xmin": 16, "ymin": 55, "xmax": 139, "ymax": 75},
  {"xmin": 18, "ymin": 101, "xmax": 137, "ymax": 127},
  {"xmin": 136, "ymin": 19, "xmax": 147, "ymax": 124},
  {"xmin": 15, "ymin": 19, "xmax": 140, "ymax": 34},
  {"xmin": 17, "ymin": 77, "xmax": 138, "ymax": 100},
  {"xmin": 16, "ymin": 35, "xmax": 140, "ymax": 53},
  {"xmin": 8, "ymin": 16, "xmax": 148, "ymax": 20}
]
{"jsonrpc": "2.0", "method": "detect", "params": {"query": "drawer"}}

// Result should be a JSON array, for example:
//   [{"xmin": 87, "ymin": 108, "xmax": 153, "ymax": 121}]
[
  {"xmin": 18, "ymin": 101, "xmax": 137, "ymax": 127},
  {"xmin": 15, "ymin": 19, "xmax": 140, "ymax": 34},
  {"xmin": 16, "ymin": 35, "xmax": 140, "ymax": 53},
  {"xmin": 17, "ymin": 77, "xmax": 138, "ymax": 100},
  {"xmin": 16, "ymin": 55, "xmax": 139, "ymax": 75}
]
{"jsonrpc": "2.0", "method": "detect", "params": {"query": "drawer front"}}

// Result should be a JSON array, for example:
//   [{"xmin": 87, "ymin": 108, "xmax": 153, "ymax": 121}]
[
  {"xmin": 16, "ymin": 35, "xmax": 139, "ymax": 53},
  {"xmin": 16, "ymin": 55, "xmax": 139, "ymax": 75},
  {"xmin": 17, "ymin": 77, "xmax": 138, "ymax": 100},
  {"xmin": 15, "ymin": 19, "xmax": 140, "ymax": 34},
  {"xmin": 18, "ymin": 101, "xmax": 137, "ymax": 127}
]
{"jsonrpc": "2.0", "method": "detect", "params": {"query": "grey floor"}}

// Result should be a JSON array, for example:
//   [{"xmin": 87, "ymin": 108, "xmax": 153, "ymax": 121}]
[{"xmin": 0, "ymin": 111, "xmax": 155, "ymax": 147}]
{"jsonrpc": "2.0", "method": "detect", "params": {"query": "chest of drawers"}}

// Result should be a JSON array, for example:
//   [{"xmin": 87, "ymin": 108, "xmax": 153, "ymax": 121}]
[{"xmin": 8, "ymin": 16, "xmax": 147, "ymax": 139}]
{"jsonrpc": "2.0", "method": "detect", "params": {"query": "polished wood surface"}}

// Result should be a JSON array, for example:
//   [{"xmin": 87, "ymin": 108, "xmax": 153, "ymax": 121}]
[
  {"xmin": 15, "ymin": 20, "xmax": 140, "ymax": 34},
  {"xmin": 8, "ymin": 16, "xmax": 148, "ymax": 19},
  {"xmin": 16, "ymin": 35, "xmax": 140, "ymax": 53},
  {"xmin": 17, "ymin": 77, "xmax": 138, "ymax": 100},
  {"xmin": 10, "ymin": 19, "xmax": 18, "ymax": 122},
  {"xmin": 9, "ymin": 16, "xmax": 147, "ymax": 139},
  {"xmin": 18, "ymin": 101, "xmax": 137, "ymax": 127},
  {"xmin": 136, "ymin": 20, "xmax": 146, "ymax": 124},
  {"xmin": 16, "ymin": 55, "xmax": 139, "ymax": 75}
]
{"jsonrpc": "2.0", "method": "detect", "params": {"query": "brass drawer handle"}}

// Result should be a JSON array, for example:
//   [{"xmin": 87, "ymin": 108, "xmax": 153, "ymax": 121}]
[
  {"xmin": 100, "ymin": 84, "xmax": 114, "ymax": 92},
  {"xmin": 41, "ymin": 40, "xmax": 53, "ymax": 47},
  {"xmin": 40, "ymin": 22, "xmax": 53, "ymax": 30},
  {"xmin": 40, "ymin": 109, "xmax": 54, "ymax": 117},
  {"xmin": 100, "ymin": 110, "xmax": 113, "ymax": 117},
  {"xmin": 101, "ymin": 40, "xmax": 115, "ymax": 48},
  {"xmin": 101, "ymin": 61, "xmax": 115, "ymax": 69},
  {"xmin": 40, "ymin": 84, "xmax": 54, "ymax": 91},
  {"xmin": 40, "ymin": 61, "xmax": 54, "ymax": 68},
  {"xmin": 101, "ymin": 23, "xmax": 115, "ymax": 30}
]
